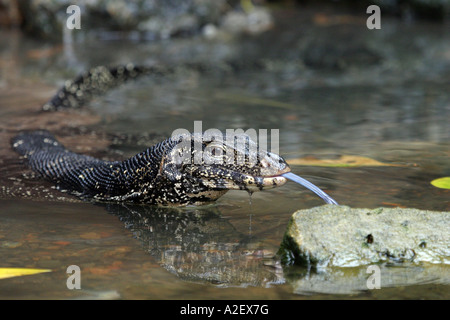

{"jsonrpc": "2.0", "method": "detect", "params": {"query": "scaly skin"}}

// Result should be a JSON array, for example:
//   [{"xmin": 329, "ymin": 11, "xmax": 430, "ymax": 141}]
[{"xmin": 12, "ymin": 64, "xmax": 290, "ymax": 206}]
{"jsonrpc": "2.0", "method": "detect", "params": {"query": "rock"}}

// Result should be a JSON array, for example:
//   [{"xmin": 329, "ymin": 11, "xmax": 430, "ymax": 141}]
[
  {"xmin": 16, "ymin": 0, "xmax": 230, "ymax": 39},
  {"xmin": 221, "ymin": 7, "xmax": 273, "ymax": 35},
  {"xmin": 278, "ymin": 205, "xmax": 450, "ymax": 268},
  {"xmin": 202, "ymin": 23, "xmax": 219, "ymax": 39},
  {"xmin": 221, "ymin": 11, "xmax": 249, "ymax": 35},
  {"xmin": 138, "ymin": 14, "xmax": 199, "ymax": 39}
]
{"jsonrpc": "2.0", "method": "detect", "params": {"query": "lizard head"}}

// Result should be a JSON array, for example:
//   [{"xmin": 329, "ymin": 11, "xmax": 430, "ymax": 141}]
[{"xmin": 157, "ymin": 132, "xmax": 290, "ymax": 205}]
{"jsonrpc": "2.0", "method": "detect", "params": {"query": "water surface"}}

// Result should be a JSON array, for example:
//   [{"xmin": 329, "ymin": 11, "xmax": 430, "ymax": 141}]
[{"xmin": 0, "ymin": 9, "xmax": 449, "ymax": 299}]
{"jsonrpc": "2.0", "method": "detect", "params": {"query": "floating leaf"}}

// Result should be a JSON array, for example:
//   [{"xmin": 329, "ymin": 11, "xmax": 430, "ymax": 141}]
[
  {"xmin": 0, "ymin": 268, "xmax": 51, "ymax": 280},
  {"xmin": 287, "ymin": 155, "xmax": 406, "ymax": 167},
  {"xmin": 430, "ymin": 177, "xmax": 450, "ymax": 189}
]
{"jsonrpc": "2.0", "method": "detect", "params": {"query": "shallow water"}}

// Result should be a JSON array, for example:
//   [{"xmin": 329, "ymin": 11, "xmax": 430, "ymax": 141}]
[{"xmin": 0, "ymin": 8, "xmax": 449, "ymax": 299}]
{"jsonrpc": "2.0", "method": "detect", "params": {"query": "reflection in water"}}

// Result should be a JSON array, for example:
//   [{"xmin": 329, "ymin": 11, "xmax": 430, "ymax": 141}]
[
  {"xmin": 103, "ymin": 203, "xmax": 449, "ymax": 294},
  {"xmin": 104, "ymin": 203, "xmax": 284, "ymax": 287},
  {"xmin": 284, "ymin": 263, "xmax": 450, "ymax": 295}
]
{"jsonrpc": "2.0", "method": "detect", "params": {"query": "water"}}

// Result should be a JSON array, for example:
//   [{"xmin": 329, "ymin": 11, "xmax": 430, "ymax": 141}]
[
  {"xmin": 0, "ymin": 8, "xmax": 449, "ymax": 299},
  {"xmin": 281, "ymin": 172, "xmax": 339, "ymax": 205}
]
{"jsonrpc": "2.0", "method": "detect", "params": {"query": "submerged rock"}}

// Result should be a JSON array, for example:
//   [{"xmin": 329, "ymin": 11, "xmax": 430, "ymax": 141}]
[
  {"xmin": 14, "ymin": 0, "xmax": 273, "ymax": 40},
  {"xmin": 278, "ymin": 205, "xmax": 450, "ymax": 268},
  {"xmin": 16, "ymin": 0, "xmax": 231, "ymax": 39}
]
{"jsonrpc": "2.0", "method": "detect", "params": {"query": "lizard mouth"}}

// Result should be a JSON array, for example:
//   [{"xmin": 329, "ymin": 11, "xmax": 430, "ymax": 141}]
[
  {"xmin": 249, "ymin": 165, "xmax": 291, "ymax": 190},
  {"xmin": 220, "ymin": 166, "xmax": 291, "ymax": 192},
  {"xmin": 189, "ymin": 165, "xmax": 338, "ymax": 204},
  {"xmin": 193, "ymin": 165, "xmax": 290, "ymax": 191}
]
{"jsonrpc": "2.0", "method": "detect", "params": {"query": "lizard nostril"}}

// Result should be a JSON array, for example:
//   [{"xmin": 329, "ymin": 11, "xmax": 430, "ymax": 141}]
[{"xmin": 261, "ymin": 159, "xmax": 270, "ymax": 168}]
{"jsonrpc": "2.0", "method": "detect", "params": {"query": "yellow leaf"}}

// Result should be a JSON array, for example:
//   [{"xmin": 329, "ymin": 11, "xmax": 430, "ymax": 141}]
[
  {"xmin": 287, "ymin": 155, "xmax": 406, "ymax": 167},
  {"xmin": 0, "ymin": 268, "xmax": 51, "ymax": 280},
  {"xmin": 430, "ymin": 177, "xmax": 450, "ymax": 189}
]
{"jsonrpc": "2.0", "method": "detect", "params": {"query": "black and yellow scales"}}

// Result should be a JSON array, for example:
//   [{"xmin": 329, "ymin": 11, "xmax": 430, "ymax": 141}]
[{"xmin": 11, "ymin": 64, "xmax": 338, "ymax": 206}]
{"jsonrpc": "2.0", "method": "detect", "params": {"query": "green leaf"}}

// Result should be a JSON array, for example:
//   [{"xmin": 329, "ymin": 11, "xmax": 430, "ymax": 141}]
[{"xmin": 430, "ymin": 177, "xmax": 450, "ymax": 189}]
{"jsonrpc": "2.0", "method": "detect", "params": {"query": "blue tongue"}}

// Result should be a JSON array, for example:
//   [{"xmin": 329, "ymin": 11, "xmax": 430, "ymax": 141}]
[{"xmin": 281, "ymin": 172, "xmax": 339, "ymax": 205}]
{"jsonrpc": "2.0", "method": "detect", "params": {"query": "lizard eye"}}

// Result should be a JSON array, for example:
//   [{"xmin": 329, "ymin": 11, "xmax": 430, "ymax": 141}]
[
  {"xmin": 211, "ymin": 146, "xmax": 222, "ymax": 156},
  {"xmin": 206, "ymin": 142, "xmax": 226, "ymax": 158}
]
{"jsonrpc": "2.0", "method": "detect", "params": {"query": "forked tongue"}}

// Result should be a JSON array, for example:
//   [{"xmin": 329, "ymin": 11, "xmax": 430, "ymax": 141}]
[{"xmin": 281, "ymin": 172, "xmax": 338, "ymax": 205}]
